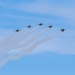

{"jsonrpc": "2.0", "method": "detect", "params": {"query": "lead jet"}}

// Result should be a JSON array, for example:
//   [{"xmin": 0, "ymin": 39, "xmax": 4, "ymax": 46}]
[
  {"xmin": 61, "ymin": 29, "xmax": 65, "ymax": 32},
  {"xmin": 48, "ymin": 25, "xmax": 52, "ymax": 28},
  {"xmin": 38, "ymin": 23, "xmax": 43, "ymax": 26},
  {"xmin": 27, "ymin": 25, "xmax": 31, "ymax": 28},
  {"xmin": 15, "ymin": 29, "xmax": 20, "ymax": 32}
]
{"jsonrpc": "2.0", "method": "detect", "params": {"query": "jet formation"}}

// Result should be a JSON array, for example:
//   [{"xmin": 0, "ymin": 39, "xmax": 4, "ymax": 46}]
[
  {"xmin": 0, "ymin": 23, "xmax": 65, "ymax": 67},
  {"xmin": 15, "ymin": 23, "xmax": 65, "ymax": 32}
]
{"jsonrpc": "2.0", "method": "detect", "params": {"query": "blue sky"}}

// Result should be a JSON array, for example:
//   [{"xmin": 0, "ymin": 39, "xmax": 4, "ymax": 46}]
[{"xmin": 0, "ymin": 0, "xmax": 75, "ymax": 75}]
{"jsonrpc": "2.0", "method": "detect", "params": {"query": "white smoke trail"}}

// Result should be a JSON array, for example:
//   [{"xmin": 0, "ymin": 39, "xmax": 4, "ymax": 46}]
[
  {"xmin": 0, "ymin": 26, "xmax": 35, "ymax": 49},
  {"xmin": 0, "ymin": 28, "xmax": 27, "ymax": 56},
  {"xmin": 0, "ymin": 55, "xmax": 16, "ymax": 68},
  {"xmin": 0, "ymin": 57, "xmax": 9, "ymax": 68},
  {"xmin": 0, "ymin": 48, "xmax": 29, "ymax": 67},
  {"xmin": 19, "ymin": 32, "xmax": 60, "ymax": 57},
  {"xmin": 11, "ymin": 25, "xmax": 39, "ymax": 44},
  {"xmin": 14, "ymin": 31, "xmax": 61, "ymax": 59},
  {"xmin": 6, "ymin": 31, "xmax": 61, "ymax": 59},
  {"xmin": 7, "ymin": 27, "xmax": 49, "ymax": 50},
  {"xmin": 0, "ymin": 26, "xmax": 39, "ymax": 55},
  {"xmin": 0, "ymin": 28, "xmax": 28, "ymax": 48},
  {"xmin": 0, "ymin": 31, "xmax": 61, "ymax": 67},
  {"xmin": 5, "ymin": 25, "xmax": 39, "ymax": 47},
  {"xmin": 19, "ymin": 28, "xmax": 49, "ymax": 47}
]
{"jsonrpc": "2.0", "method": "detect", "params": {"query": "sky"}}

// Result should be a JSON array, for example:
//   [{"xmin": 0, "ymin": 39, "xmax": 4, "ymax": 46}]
[{"xmin": 0, "ymin": 0, "xmax": 75, "ymax": 75}]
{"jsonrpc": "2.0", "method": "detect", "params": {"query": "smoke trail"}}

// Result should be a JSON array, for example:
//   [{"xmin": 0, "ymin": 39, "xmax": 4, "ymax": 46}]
[
  {"xmin": 7, "ymin": 27, "xmax": 49, "ymax": 50},
  {"xmin": 5, "ymin": 25, "xmax": 39, "ymax": 47},
  {"xmin": 0, "ymin": 28, "xmax": 28, "ymax": 48},
  {"xmin": 11, "ymin": 25, "xmax": 39, "ymax": 44},
  {"xmin": 0, "ymin": 48, "xmax": 28, "ymax": 67},
  {"xmin": 15, "ymin": 32, "xmax": 60, "ymax": 58},
  {"xmin": 1, "ymin": 28, "xmax": 49, "ymax": 54},
  {"xmin": 8, "ymin": 31, "xmax": 61, "ymax": 59},
  {"xmin": 0, "ymin": 55, "xmax": 16, "ymax": 68},
  {"xmin": 19, "ymin": 28, "xmax": 49, "ymax": 47},
  {"xmin": 0, "ymin": 31, "xmax": 61, "ymax": 67},
  {"xmin": 0, "ymin": 28, "xmax": 27, "ymax": 56},
  {"xmin": 0, "ymin": 57, "xmax": 9, "ymax": 68},
  {"xmin": 0, "ymin": 26, "xmax": 39, "ymax": 55}
]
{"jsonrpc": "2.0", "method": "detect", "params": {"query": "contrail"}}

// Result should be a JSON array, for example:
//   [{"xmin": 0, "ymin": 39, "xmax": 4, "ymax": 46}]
[
  {"xmin": 0, "ymin": 26, "xmax": 39, "ymax": 55},
  {"xmin": 12, "ymin": 25, "xmax": 39, "ymax": 44},
  {"xmin": 14, "ymin": 31, "xmax": 61, "ymax": 59},
  {"xmin": 7, "ymin": 27, "xmax": 49, "ymax": 50},
  {"xmin": 5, "ymin": 25, "xmax": 38, "ymax": 47},
  {"xmin": 0, "ymin": 55, "xmax": 15, "ymax": 68},
  {"xmin": 0, "ymin": 28, "xmax": 28, "ymax": 56},
  {"xmin": 19, "ymin": 28, "xmax": 49, "ymax": 47},
  {"xmin": 0, "ymin": 57, "xmax": 9, "ymax": 68},
  {"xmin": 0, "ymin": 48, "xmax": 28, "ymax": 67},
  {"xmin": 6, "ymin": 31, "xmax": 61, "ymax": 59},
  {"xmin": 0, "ymin": 28, "xmax": 49, "ymax": 53},
  {"xmin": 0, "ymin": 28, "xmax": 28, "ymax": 48},
  {"xmin": 0, "ymin": 31, "xmax": 61, "ymax": 67}
]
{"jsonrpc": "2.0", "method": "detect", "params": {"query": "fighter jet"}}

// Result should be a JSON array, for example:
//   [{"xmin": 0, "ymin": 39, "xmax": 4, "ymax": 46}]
[
  {"xmin": 15, "ymin": 29, "xmax": 20, "ymax": 32},
  {"xmin": 48, "ymin": 25, "xmax": 52, "ymax": 28},
  {"xmin": 38, "ymin": 23, "xmax": 43, "ymax": 26},
  {"xmin": 27, "ymin": 25, "xmax": 31, "ymax": 28},
  {"xmin": 61, "ymin": 29, "xmax": 65, "ymax": 32}
]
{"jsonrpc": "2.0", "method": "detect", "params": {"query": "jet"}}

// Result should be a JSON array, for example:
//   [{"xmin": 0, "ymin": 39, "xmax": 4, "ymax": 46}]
[
  {"xmin": 48, "ymin": 25, "xmax": 52, "ymax": 28},
  {"xmin": 38, "ymin": 23, "xmax": 43, "ymax": 26},
  {"xmin": 27, "ymin": 25, "xmax": 31, "ymax": 28},
  {"xmin": 61, "ymin": 29, "xmax": 65, "ymax": 32},
  {"xmin": 15, "ymin": 29, "xmax": 20, "ymax": 32}
]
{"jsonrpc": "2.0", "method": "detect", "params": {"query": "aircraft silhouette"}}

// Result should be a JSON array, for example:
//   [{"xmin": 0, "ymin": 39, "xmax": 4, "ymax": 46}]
[
  {"xmin": 38, "ymin": 23, "xmax": 43, "ymax": 26},
  {"xmin": 27, "ymin": 25, "xmax": 31, "ymax": 28},
  {"xmin": 61, "ymin": 29, "xmax": 65, "ymax": 32},
  {"xmin": 48, "ymin": 25, "xmax": 52, "ymax": 28},
  {"xmin": 15, "ymin": 29, "xmax": 20, "ymax": 32}
]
